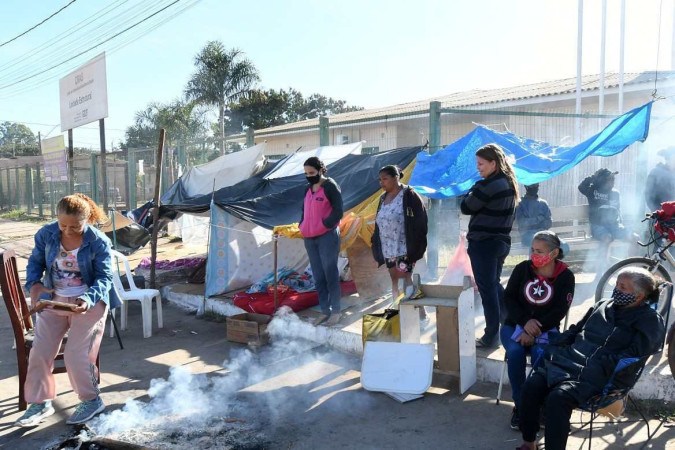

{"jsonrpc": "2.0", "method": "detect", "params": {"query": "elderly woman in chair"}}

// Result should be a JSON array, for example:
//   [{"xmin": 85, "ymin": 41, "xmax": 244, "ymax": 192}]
[{"xmin": 515, "ymin": 267, "xmax": 666, "ymax": 450}]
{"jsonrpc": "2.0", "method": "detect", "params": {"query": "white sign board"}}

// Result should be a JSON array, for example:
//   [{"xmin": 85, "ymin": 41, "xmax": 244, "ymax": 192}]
[{"xmin": 59, "ymin": 52, "xmax": 108, "ymax": 131}]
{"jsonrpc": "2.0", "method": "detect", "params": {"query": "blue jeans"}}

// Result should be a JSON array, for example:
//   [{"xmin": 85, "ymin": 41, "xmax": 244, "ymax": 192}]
[
  {"xmin": 500, "ymin": 324, "xmax": 553, "ymax": 411},
  {"xmin": 304, "ymin": 228, "xmax": 341, "ymax": 315},
  {"xmin": 467, "ymin": 238, "xmax": 510, "ymax": 342}
]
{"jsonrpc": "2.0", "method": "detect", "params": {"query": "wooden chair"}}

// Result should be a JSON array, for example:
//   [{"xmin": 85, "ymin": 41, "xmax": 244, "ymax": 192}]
[{"xmin": 0, "ymin": 249, "xmax": 99, "ymax": 411}]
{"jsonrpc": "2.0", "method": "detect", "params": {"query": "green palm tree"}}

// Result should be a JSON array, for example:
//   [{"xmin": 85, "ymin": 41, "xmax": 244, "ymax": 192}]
[{"xmin": 185, "ymin": 41, "xmax": 259, "ymax": 154}]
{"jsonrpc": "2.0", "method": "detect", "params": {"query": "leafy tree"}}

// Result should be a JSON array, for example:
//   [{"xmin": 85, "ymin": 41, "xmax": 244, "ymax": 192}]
[
  {"xmin": 185, "ymin": 41, "xmax": 259, "ymax": 154},
  {"xmin": 0, "ymin": 121, "xmax": 38, "ymax": 157},
  {"xmin": 124, "ymin": 100, "xmax": 210, "ymax": 149},
  {"xmin": 226, "ymin": 88, "xmax": 363, "ymax": 133}
]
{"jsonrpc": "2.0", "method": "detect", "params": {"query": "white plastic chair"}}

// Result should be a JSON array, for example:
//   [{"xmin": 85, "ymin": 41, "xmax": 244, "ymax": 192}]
[{"xmin": 110, "ymin": 249, "xmax": 163, "ymax": 338}]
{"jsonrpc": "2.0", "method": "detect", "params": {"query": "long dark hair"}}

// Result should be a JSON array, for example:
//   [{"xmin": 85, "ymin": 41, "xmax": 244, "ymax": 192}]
[
  {"xmin": 303, "ymin": 156, "xmax": 327, "ymax": 175},
  {"xmin": 476, "ymin": 143, "xmax": 520, "ymax": 203}
]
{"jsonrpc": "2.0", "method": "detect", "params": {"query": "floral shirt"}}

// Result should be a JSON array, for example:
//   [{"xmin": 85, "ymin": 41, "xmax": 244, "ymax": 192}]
[
  {"xmin": 52, "ymin": 245, "xmax": 88, "ymax": 298},
  {"xmin": 376, "ymin": 189, "xmax": 407, "ymax": 259}
]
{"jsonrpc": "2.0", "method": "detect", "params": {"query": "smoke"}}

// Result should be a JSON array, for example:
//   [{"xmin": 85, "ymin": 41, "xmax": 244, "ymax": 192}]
[
  {"xmin": 267, "ymin": 306, "xmax": 362, "ymax": 353},
  {"xmin": 88, "ymin": 308, "xmax": 367, "ymax": 448}
]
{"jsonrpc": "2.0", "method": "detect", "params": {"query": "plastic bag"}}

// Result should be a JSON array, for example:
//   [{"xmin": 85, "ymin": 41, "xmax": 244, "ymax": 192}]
[
  {"xmin": 439, "ymin": 234, "xmax": 474, "ymax": 286},
  {"xmin": 362, "ymin": 309, "xmax": 400, "ymax": 346}
]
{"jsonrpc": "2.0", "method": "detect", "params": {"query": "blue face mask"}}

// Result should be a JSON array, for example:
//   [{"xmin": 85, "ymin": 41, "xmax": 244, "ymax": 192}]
[{"xmin": 612, "ymin": 287, "xmax": 637, "ymax": 306}]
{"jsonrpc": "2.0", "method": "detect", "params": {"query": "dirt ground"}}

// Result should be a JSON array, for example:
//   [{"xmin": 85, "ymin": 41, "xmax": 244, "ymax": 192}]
[{"xmin": 0, "ymin": 218, "xmax": 673, "ymax": 449}]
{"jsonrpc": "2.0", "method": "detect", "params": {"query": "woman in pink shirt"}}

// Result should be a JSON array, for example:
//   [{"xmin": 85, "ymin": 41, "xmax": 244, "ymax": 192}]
[{"xmin": 299, "ymin": 157, "xmax": 344, "ymax": 326}]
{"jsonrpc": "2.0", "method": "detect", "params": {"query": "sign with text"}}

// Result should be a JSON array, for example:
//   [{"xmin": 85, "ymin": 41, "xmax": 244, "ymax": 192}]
[
  {"xmin": 59, "ymin": 52, "xmax": 108, "ymax": 131},
  {"xmin": 41, "ymin": 135, "xmax": 68, "ymax": 182}
]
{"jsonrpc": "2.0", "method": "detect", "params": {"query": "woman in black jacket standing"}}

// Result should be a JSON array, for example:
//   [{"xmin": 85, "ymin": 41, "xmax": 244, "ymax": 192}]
[
  {"xmin": 461, "ymin": 143, "xmax": 519, "ymax": 348},
  {"xmin": 371, "ymin": 165, "xmax": 428, "ymax": 302}
]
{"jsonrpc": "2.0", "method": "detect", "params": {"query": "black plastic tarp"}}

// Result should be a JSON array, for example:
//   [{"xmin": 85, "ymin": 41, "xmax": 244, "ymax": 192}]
[{"xmin": 160, "ymin": 147, "xmax": 421, "ymax": 230}]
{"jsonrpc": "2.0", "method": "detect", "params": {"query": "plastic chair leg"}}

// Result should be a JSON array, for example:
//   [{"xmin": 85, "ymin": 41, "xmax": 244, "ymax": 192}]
[
  {"xmin": 155, "ymin": 294, "xmax": 163, "ymax": 329},
  {"xmin": 108, "ymin": 309, "xmax": 123, "ymax": 350},
  {"xmin": 121, "ymin": 300, "xmax": 128, "ymax": 331},
  {"xmin": 109, "ymin": 308, "xmax": 116, "ymax": 338},
  {"xmin": 496, "ymin": 356, "xmax": 507, "ymax": 405},
  {"xmin": 141, "ymin": 299, "xmax": 152, "ymax": 338}
]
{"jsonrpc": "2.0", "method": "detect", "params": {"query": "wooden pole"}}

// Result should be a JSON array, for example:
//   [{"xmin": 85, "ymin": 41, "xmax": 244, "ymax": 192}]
[
  {"xmin": 149, "ymin": 129, "xmax": 165, "ymax": 289},
  {"xmin": 68, "ymin": 129, "xmax": 74, "ymax": 195},
  {"xmin": 100, "ymin": 118, "xmax": 109, "ymax": 211},
  {"xmin": 273, "ymin": 234, "xmax": 279, "ymax": 312}
]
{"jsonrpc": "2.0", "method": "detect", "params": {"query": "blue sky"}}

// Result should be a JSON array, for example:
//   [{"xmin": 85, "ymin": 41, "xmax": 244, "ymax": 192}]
[{"xmin": 0, "ymin": 0, "xmax": 671, "ymax": 150}]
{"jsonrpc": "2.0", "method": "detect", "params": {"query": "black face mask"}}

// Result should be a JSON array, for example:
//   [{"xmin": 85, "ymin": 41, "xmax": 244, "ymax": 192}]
[{"xmin": 306, "ymin": 174, "xmax": 321, "ymax": 185}]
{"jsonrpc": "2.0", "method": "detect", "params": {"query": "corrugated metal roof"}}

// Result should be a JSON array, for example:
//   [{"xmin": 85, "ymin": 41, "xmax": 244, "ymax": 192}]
[{"xmin": 251, "ymin": 71, "xmax": 675, "ymax": 136}]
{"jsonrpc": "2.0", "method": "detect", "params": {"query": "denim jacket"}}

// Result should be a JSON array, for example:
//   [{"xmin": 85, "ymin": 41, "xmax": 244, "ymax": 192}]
[{"xmin": 25, "ymin": 221, "xmax": 121, "ymax": 309}]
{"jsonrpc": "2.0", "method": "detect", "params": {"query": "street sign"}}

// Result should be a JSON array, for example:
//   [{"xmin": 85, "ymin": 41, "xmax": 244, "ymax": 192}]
[{"xmin": 59, "ymin": 52, "xmax": 108, "ymax": 132}]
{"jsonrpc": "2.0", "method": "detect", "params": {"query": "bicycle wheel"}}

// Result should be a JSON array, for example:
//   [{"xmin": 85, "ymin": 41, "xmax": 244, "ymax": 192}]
[{"xmin": 594, "ymin": 257, "xmax": 673, "ymax": 318}]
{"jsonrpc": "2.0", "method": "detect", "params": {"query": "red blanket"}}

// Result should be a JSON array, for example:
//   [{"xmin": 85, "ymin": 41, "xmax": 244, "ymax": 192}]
[{"xmin": 233, "ymin": 281, "xmax": 357, "ymax": 315}]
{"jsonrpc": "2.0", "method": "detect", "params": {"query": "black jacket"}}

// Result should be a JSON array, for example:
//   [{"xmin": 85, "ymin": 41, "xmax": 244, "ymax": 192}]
[
  {"xmin": 578, "ymin": 175, "xmax": 622, "ymax": 226},
  {"xmin": 542, "ymin": 299, "xmax": 665, "ymax": 403},
  {"xmin": 371, "ymin": 185, "xmax": 428, "ymax": 266},
  {"xmin": 503, "ymin": 260, "xmax": 574, "ymax": 331},
  {"xmin": 645, "ymin": 163, "xmax": 675, "ymax": 212}
]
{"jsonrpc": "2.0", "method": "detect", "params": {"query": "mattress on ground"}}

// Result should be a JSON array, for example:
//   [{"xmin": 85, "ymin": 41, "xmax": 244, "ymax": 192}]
[{"xmin": 233, "ymin": 281, "xmax": 357, "ymax": 314}]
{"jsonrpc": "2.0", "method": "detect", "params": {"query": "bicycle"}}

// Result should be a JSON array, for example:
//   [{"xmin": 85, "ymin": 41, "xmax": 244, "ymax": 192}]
[{"xmin": 594, "ymin": 213, "xmax": 674, "ymax": 329}]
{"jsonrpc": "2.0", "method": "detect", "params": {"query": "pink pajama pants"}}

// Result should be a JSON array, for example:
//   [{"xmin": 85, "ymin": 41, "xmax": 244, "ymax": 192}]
[{"xmin": 24, "ymin": 295, "xmax": 108, "ymax": 403}]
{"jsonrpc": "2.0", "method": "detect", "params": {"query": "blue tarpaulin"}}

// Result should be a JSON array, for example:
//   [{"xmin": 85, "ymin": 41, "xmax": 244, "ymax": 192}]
[{"xmin": 410, "ymin": 102, "xmax": 653, "ymax": 199}]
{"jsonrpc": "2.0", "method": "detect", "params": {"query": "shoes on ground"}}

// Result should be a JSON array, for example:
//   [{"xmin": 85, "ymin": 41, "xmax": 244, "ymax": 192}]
[
  {"xmin": 66, "ymin": 396, "xmax": 105, "ymax": 425},
  {"xmin": 325, "ymin": 313, "xmax": 342, "ymax": 326},
  {"xmin": 312, "ymin": 314, "xmax": 329, "ymax": 326},
  {"xmin": 475, "ymin": 335, "xmax": 498, "ymax": 348},
  {"xmin": 15, "ymin": 401, "xmax": 55, "ymax": 427},
  {"xmin": 510, "ymin": 407, "xmax": 520, "ymax": 431}
]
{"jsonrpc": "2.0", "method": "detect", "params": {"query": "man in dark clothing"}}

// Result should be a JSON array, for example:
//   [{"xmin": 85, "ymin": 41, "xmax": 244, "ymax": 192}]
[
  {"xmin": 515, "ymin": 267, "xmax": 665, "ymax": 450},
  {"xmin": 578, "ymin": 168, "xmax": 628, "ymax": 242},
  {"xmin": 515, "ymin": 184, "xmax": 552, "ymax": 246},
  {"xmin": 645, "ymin": 146, "xmax": 675, "ymax": 212}
]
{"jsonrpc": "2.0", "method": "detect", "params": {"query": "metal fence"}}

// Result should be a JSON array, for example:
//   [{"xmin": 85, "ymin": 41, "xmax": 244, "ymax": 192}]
[
  {"xmin": 220, "ymin": 97, "xmax": 671, "ymax": 268},
  {"xmin": 0, "ymin": 100, "xmax": 665, "ymax": 261},
  {"xmin": 0, "ymin": 139, "xmax": 226, "ymax": 218}
]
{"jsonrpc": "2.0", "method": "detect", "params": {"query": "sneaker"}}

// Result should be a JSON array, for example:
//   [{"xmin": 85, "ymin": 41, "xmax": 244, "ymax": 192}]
[
  {"xmin": 325, "ymin": 313, "xmax": 342, "ymax": 326},
  {"xmin": 510, "ymin": 407, "xmax": 520, "ymax": 430},
  {"xmin": 312, "ymin": 314, "xmax": 329, "ymax": 326},
  {"xmin": 66, "ymin": 397, "xmax": 105, "ymax": 425},
  {"xmin": 475, "ymin": 335, "xmax": 497, "ymax": 348},
  {"xmin": 15, "ymin": 401, "xmax": 55, "ymax": 427}
]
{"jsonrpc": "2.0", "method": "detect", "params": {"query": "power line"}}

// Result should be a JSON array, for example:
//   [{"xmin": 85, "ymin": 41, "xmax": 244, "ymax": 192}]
[
  {"xmin": 0, "ymin": 0, "xmax": 162, "ymax": 84},
  {"xmin": 0, "ymin": 0, "xmax": 184, "ymax": 91},
  {"xmin": 0, "ymin": 0, "xmax": 200, "ymax": 99},
  {"xmin": 0, "ymin": 0, "xmax": 128, "ymax": 74},
  {"xmin": 0, "ymin": 0, "xmax": 78, "ymax": 49}
]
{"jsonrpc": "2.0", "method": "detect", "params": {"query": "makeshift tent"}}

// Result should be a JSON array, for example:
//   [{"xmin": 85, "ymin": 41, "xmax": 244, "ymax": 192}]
[
  {"xmin": 198, "ymin": 147, "xmax": 421, "ymax": 297},
  {"xmin": 263, "ymin": 142, "xmax": 362, "ymax": 179},
  {"xmin": 162, "ymin": 143, "xmax": 268, "ymax": 203},
  {"xmin": 161, "ymin": 143, "xmax": 269, "ymax": 245},
  {"xmin": 410, "ymin": 102, "xmax": 652, "ymax": 198}
]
